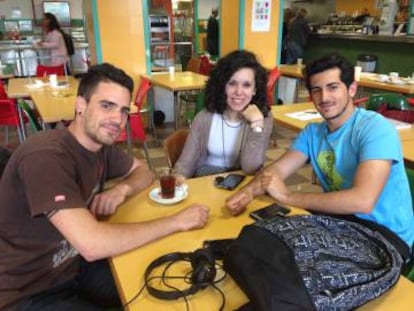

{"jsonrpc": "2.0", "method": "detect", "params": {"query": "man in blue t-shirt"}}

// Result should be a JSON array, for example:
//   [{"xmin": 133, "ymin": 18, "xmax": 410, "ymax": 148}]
[{"xmin": 226, "ymin": 54, "xmax": 414, "ymax": 251}]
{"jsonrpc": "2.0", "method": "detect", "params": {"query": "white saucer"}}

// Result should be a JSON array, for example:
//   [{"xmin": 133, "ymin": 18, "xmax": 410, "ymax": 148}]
[{"xmin": 149, "ymin": 186, "xmax": 188, "ymax": 205}]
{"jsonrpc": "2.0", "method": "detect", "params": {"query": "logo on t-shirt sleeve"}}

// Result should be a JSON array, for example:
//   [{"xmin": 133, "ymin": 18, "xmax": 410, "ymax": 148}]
[{"xmin": 54, "ymin": 194, "xmax": 66, "ymax": 202}]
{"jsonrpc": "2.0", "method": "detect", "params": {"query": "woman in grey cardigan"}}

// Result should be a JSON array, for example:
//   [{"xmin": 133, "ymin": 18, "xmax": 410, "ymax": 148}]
[{"xmin": 175, "ymin": 50, "xmax": 273, "ymax": 178}]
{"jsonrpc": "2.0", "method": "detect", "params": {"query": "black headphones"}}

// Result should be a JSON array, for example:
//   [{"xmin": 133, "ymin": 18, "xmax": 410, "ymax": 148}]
[{"xmin": 144, "ymin": 248, "xmax": 217, "ymax": 300}]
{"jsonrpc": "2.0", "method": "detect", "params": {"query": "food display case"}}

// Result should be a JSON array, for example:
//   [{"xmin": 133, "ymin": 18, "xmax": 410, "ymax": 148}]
[{"xmin": 149, "ymin": 12, "xmax": 172, "ymax": 71}]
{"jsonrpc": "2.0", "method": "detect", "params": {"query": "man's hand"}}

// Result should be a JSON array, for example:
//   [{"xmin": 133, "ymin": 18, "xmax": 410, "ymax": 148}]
[
  {"xmin": 225, "ymin": 187, "xmax": 255, "ymax": 216},
  {"xmin": 90, "ymin": 186, "xmax": 128, "ymax": 216},
  {"xmin": 262, "ymin": 172, "xmax": 290, "ymax": 204},
  {"xmin": 172, "ymin": 203, "xmax": 210, "ymax": 231}
]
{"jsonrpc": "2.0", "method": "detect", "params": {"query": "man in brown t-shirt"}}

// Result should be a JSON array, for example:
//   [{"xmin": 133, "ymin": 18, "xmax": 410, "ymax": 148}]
[{"xmin": 0, "ymin": 63, "xmax": 209, "ymax": 310}]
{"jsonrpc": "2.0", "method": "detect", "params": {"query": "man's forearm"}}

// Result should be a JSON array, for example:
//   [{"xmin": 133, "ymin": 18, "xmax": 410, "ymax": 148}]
[
  {"xmin": 284, "ymin": 188, "xmax": 376, "ymax": 215},
  {"xmin": 115, "ymin": 165, "xmax": 155, "ymax": 198}
]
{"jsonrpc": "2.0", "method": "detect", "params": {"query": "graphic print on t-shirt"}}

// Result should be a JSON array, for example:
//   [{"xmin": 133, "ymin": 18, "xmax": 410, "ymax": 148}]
[{"xmin": 317, "ymin": 150, "xmax": 343, "ymax": 191}]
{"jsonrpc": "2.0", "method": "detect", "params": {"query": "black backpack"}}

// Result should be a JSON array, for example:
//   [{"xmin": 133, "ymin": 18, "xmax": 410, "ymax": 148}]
[{"xmin": 60, "ymin": 30, "xmax": 75, "ymax": 56}]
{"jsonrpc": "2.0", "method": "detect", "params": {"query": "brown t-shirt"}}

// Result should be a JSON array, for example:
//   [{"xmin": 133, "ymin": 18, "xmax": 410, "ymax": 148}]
[{"xmin": 0, "ymin": 128, "xmax": 133, "ymax": 310}]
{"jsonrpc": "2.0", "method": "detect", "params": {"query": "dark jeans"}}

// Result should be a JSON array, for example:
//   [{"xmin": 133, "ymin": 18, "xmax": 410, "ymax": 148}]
[{"xmin": 18, "ymin": 259, "xmax": 121, "ymax": 311}]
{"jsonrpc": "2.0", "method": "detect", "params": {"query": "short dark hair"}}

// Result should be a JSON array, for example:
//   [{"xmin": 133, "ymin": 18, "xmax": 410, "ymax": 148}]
[
  {"xmin": 304, "ymin": 54, "xmax": 354, "ymax": 91},
  {"xmin": 204, "ymin": 50, "xmax": 269, "ymax": 117},
  {"xmin": 77, "ymin": 63, "xmax": 134, "ymax": 102}
]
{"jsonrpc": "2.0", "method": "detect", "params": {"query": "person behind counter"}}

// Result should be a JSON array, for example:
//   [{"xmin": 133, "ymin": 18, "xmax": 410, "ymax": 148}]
[
  {"xmin": 36, "ymin": 12, "xmax": 69, "ymax": 70},
  {"xmin": 285, "ymin": 8, "xmax": 310, "ymax": 64},
  {"xmin": 0, "ymin": 63, "xmax": 209, "ymax": 310},
  {"xmin": 174, "ymin": 50, "xmax": 273, "ymax": 178},
  {"xmin": 207, "ymin": 7, "xmax": 219, "ymax": 58}
]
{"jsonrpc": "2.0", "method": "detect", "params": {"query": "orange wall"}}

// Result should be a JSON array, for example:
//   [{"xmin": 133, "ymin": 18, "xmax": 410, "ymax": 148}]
[
  {"xmin": 94, "ymin": 0, "xmax": 147, "ymax": 85},
  {"xmin": 221, "ymin": 1, "xmax": 240, "ymax": 56},
  {"xmin": 243, "ymin": 0, "xmax": 280, "ymax": 68}
]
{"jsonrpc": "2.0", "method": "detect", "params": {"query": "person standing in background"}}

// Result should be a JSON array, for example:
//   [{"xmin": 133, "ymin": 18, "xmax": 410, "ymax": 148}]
[
  {"xmin": 281, "ymin": 8, "xmax": 295, "ymax": 64},
  {"xmin": 36, "ymin": 13, "xmax": 69, "ymax": 70},
  {"xmin": 207, "ymin": 8, "xmax": 219, "ymax": 58},
  {"xmin": 286, "ymin": 8, "xmax": 310, "ymax": 64}
]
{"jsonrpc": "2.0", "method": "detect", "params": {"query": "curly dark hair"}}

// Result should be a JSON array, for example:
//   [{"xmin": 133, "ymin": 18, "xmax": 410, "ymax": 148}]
[{"xmin": 204, "ymin": 50, "xmax": 269, "ymax": 117}]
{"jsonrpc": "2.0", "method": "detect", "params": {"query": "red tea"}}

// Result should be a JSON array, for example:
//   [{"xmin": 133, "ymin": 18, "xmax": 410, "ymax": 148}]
[{"xmin": 160, "ymin": 175, "xmax": 176, "ymax": 198}]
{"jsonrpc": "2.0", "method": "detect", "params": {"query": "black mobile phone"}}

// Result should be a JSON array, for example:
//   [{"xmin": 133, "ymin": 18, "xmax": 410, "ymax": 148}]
[
  {"xmin": 214, "ymin": 173, "xmax": 245, "ymax": 191},
  {"xmin": 203, "ymin": 238, "xmax": 235, "ymax": 259},
  {"xmin": 249, "ymin": 204, "xmax": 291, "ymax": 221}
]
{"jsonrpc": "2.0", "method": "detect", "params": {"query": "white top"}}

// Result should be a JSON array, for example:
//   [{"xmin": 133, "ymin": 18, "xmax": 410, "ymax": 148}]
[
  {"xmin": 206, "ymin": 113, "xmax": 246, "ymax": 168},
  {"xmin": 42, "ymin": 29, "xmax": 68, "ymax": 66}
]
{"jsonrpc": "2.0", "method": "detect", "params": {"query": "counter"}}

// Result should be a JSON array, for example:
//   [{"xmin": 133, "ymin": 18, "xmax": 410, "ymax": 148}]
[
  {"xmin": 312, "ymin": 32, "xmax": 414, "ymax": 44},
  {"xmin": 305, "ymin": 33, "xmax": 414, "ymax": 77},
  {"xmin": 0, "ymin": 41, "xmax": 89, "ymax": 76}
]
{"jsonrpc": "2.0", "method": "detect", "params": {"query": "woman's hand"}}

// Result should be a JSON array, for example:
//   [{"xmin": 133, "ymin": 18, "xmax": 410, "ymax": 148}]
[{"xmin": 242, "ymin": 105, "xmax": 264, "ymax": 131}]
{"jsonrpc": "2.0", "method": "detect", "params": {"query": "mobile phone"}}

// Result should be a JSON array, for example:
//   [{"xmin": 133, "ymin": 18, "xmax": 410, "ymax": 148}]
[
  {"xmin": 249, "ymin": 204, "xmax": 291, "ymax": 221},
  {"xmin": 214, "ymin": 173, "xmax": 245, "ymax": 191},
  {"xmin": 203, "ymin": 238, "xmax": 235, "ymax": 259}
]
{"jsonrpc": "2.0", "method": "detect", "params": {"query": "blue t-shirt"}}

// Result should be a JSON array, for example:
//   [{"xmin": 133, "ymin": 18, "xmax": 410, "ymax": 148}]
[{"xmin": 292, "ymin": 108, "xmax": 414, "ymax": 247}]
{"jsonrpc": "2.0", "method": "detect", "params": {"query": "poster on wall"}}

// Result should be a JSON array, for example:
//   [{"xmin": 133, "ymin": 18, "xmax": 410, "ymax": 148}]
[{"xmin": 251, "ymin": 0, "xmax": 272, "ymax": 32}]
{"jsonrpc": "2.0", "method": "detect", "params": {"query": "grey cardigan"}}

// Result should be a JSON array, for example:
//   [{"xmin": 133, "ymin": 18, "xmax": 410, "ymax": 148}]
[{"xmin": 174, "ymin": 109, "xmax": 274, "ymax": 178}]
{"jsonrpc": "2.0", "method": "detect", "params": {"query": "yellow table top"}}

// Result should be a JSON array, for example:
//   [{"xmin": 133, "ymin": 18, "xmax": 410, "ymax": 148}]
[
  {"xmin": 7, "ymin": 76, "xmax": 77, "ymax": 99},
  {"xmin": 280, "ymin": 64, "xmax": 305, "ymax": 79},
  {"xmin": 109, "ymin": 174, "xmax": 414, "ymax": 311},
  {"xmin": 7, "ymin": 77, "xmax": 78, "ymax": 123},
  {"xmin": 272, "ymin": 103, "xmax": 414, "ymax": 143},
  {"xmin": 143, "ymin": 71, "xmax": 208, "ymax": 92},
  {"xmin": 8, "ymin": 77, "xmax": 138, "ymax": 124},
  {"xmin": 402, "ymin": 140, "xmax": 414, "ymax": 167}
]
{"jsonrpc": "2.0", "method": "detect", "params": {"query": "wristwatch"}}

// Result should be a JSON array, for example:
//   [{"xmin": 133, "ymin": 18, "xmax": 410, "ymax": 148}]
[{"xmin": 253, "ymin": 126, "xmax": 263, "ymax": 133}]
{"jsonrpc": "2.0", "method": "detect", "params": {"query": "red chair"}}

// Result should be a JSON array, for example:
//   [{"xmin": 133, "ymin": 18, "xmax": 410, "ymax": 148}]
[
  {"xmin": 117, "ymin": 78, "xmax": 153, "ymax": 168},
  {"xmin": 35, "ymin": 64, "xmax": 66, "ymax": 77},
  {"xmin": 267, "ymin": 67, "xmax": 281, "ymax": 106},
  {"xmin": 0, "ymin": 83, "xmax": 25, "ymax": 145},
  {"xmin": 199, "ymin": 55, "xmax": 212, "ymax": 76}
]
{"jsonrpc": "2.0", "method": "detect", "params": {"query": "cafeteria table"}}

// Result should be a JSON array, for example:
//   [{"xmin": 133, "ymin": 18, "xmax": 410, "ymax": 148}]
[
  {"xmin": 108, "ymin": 174, "xmax": 414, "ymax": 311},
  {"xmin": 143, "ymin": 71, "xmax": 208, "ymax": 129},
  {"xmin": 279, "ymin": 64, "xmax": 414, "ymax": 95},
  {"xmin": 271, "ymin": 102, "xmax": 414, "ymax": 143},
  {"xmin": 402, "ymin": 140, "xmax": 414, "ymax": 168},
  {"xmin": 7, "ymin": 76, "xmax": 78, "ymax": 130}
]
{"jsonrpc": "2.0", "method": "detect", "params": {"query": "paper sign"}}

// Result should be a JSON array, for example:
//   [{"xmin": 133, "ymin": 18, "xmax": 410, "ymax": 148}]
[{"xmin": 252, "ymin": 0, "xmax": 271, "ymax": 32}]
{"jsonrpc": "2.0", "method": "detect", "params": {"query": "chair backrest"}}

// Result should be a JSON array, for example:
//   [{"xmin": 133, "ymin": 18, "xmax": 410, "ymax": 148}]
[
  {"xmin": 0, "ymin": 98, "xmax": 19, "ymax": 126},
  {"xmin": 266, "ymin": 67, "xmax": 281, "ymax": 106},
  {"xmin": 134, "ymin": 78, "xmax": 152, "ymax": 111},
  {"xmin": 163, "ymin": 128, "xmax": 189, "ymax": 168},
  {"xmin": 0, "ymin": 82, "xmax": 8, "ymax": 99},
  {"xmin": 365, "ymin": 93, "xmax": 411, "ymax": 111},
  {"xmin": 117, "ymin": 78, "xmax": 152, "ymax": 144},
  {"xmin": 199, "ymin": 56, "xmax": 212, "ymax": 76},
  {"xmin": 36, "ymin": 64, "xmax": 66, "ymax": 77},
  {"xmin": 17, "ymin": 99, "xmax": 42, "ymax": 131},
  {"xmin": 186, "ymin": 57, "xmax": 201, "ymax": 73}
]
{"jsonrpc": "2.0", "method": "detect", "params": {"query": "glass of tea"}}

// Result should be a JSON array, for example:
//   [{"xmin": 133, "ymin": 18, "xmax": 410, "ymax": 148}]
[{"xmin": 159, "ymin": 167, "xmax": 176, "ymax": 199}]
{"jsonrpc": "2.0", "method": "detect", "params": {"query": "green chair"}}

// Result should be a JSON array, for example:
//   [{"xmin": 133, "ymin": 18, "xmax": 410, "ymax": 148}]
[
  {"xmin": 17, "ymin": 99, "xmax": 42, "ymax": 132},
  {"xmin": 402, "ymin": 167, "xmax": 414, "ymax": 281},
  {"xmin": 184, "ymin": 90, "xmax": 204, "ymax": 126},
  {"xmin": 363, "ymin": 93, "xmax": 411, "ymax": 111}
]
